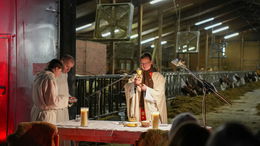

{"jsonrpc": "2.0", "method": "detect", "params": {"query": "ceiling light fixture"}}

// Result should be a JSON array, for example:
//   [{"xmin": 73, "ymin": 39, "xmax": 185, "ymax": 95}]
[
  {"xmin": 141, "ymin": 37, "xmax": 157, "ymax": 44},
  {"xmin": 150, "ymin": 0, "xmax": 164, "ymax": 4},
  {"xmin": 114, "ymin": 29, "xmax": 120, "ymax": 33},
  {"xmin": 161, "ymin": 41, "xmax": 167, "ymax": 45},
  {"xmin": 151, "ymin": 41, "xmax": 167, "ymax": 48},
  {"xmin": 188, "ymin": 47, "xmax": 195, "ymax": 51},
  {"xmin": 76, "ymin": 23, "xmax": 92, "ymax": 32},
  {"xmin": 224, "ymin": 32, "xmax": 239, "ymax": 39},
  {"xmin": 212, "ymin": 26, "xmax": 229, "ymax": 34},
  {"xmin": 130, "ymin": 34, "xmax": 138, "ymax": 39},
  {"xmin": 195, "ymin": 18, "xmax": 214, "ymax": 26},
  {"xmin": 101, "ymin": 32, "xmax": 111, "ymax": 37},
  {"xmin": 101, "ymin": 29, "xmax": 120, "ymax": 37},
  {"xmin": 204, "ymin": 22, "xmax": 222, "ymax": 30}
]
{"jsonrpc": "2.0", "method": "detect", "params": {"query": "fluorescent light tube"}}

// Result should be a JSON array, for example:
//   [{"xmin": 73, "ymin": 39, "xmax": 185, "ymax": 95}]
[
  {"xmin": 141, "ymin": 37, "xmax": 158, "ymax": 44},
  {"xmin": 150, "ymin": 0, "xmax": 164, "ymax": 4},
  {"xmin": 161, "ymin": 41, "xmax": 167, "ymax": 45},
  {"xmin": 101, "ymin": 32, "xmax": 111, "ymax": 37},
  {"xmin": 151, "ymin": 41, "xmax": 167, "ymax": 48},
  {"xmin": 212, "ymin": 26, "xmax": 229, "ymax": 34},
  {"xmin": 204, "ymin": 22, "xmax": 222, "ymax": 30},
  {"xmin": 130, "ymin": 34, "xmax": 138, "ymax": 39},
  {"xmin": 101, "ymin": 29, "xmax": 120, "ymax": 37},
  {"xmin": 224, "ymin": 32, "xmax": 239, "ymax": 39},
  {"xmin": 76, "ymin": 23, "xmax": 92, "ymax": 32},
  {"xmin": 188, "ymin": 47, "xmax": 195, "ymax": 51},
  {"xmin": 195, "ymin": 18, "xmax": 214, "ymax": 26}
]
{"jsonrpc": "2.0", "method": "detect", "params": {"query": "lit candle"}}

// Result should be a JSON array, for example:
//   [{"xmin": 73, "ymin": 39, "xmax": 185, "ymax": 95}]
[
  {"xmin": 151, "ymin": 111, "xmax": 160, "ymax": 129},
  {"xmin": 80, "ymin": 107, "xmax": 89, "ymax": 126}
]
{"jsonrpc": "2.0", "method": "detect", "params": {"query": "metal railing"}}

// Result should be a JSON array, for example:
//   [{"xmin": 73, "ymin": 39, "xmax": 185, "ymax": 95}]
[
  {"xmin": 75, "ymin": 71, "xmax": 254, "ymax": 118},
  {"xmin": 75, "ymin": 74, "xmax": 130, "ymax": 119},
  {"xmin": 163, "ymin": 71, "xmax": 252, "ymax": 97}
]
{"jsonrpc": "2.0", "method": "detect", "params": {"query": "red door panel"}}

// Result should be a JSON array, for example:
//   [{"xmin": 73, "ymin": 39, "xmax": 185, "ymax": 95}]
[{"xmin": 0, "ymin": 37, "xmax": 9, "ymax": 142}]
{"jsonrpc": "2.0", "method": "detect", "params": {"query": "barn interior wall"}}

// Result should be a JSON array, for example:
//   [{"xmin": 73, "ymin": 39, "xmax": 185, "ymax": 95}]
[{"xmin": 225, "ymin": 32, "xmax": 260, "ymax": 71}]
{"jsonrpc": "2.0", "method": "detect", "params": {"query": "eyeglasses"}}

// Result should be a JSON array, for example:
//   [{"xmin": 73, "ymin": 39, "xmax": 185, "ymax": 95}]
[{"xmin": 140, "ymin": 62, "xmax": 151, "ymax": 65}]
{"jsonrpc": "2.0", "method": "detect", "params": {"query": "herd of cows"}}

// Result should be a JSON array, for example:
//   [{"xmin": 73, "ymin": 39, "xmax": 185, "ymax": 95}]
[{"xmin": 180, "ymin": 72, "xmax": 260, "ymax": 97}]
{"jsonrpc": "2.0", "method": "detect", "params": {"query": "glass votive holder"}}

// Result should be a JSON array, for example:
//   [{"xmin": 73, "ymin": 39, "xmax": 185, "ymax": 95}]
[
  {"xmin": 75, "ymin": 114, "xmax": 80, "ymax": 122},
  {"xmin": 151, "ymin": 111, "xmax": 160, "ymax": 129},
  {"xmin": 80, "ymin": 107, "xmax": 89, "ymax": 126}
]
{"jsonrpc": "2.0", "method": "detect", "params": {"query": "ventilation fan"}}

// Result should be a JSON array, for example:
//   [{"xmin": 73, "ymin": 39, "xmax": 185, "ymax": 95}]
[
  {"xmin": 94, "ymin": 3, "xmax": 134, "ymax": 40},
  {"xmin": 176, "ymin": 31, "xmax": 200, "ymax": 53},
  {"xmin": 210, "ymin": 42, "xmax": 227, "ymax": 58}
]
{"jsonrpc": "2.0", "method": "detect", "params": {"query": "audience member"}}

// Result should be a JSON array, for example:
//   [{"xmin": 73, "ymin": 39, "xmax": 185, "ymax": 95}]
[
  {"xmin": 169, "ymin": 112, "xmax": 199, "ymax": 138},
  {"xmin": 206, "ymin": 122, "xmax": 260, "ymax": 146},
  {"xmin": 138, "ymin": 129, "xmax": 169, "ymax": 146},
  {"xmin": 169, "ymin": 122, "xmax": 210, "ymax": 146}
]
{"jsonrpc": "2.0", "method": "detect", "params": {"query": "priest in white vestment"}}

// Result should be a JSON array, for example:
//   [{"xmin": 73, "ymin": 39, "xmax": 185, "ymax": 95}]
[{"xmin": 124, "ymin": 53, "xmax": 168, "ymax": 123}]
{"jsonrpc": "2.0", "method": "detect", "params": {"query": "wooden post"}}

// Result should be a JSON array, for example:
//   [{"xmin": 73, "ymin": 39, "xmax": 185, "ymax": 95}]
[
  {"xmin": 186, "ymin": 26, "xmax": 190, "ymax": 69},
  {"xmin": 138, "ymin": 2, "xmax": 143, "ymax": 62},
  {"xmin": 240, "ymin": 32, "xmax": 244, "ymax": 70},
  {"xmin": 60, "ymin": 0, "xmax": 76, "ymax": 96},
  {"xmin": 157, "ymin": 10, "xmax": 163, "ymax": 71},
  {"xmin": 205, "ymin": 33, "xmax": 209, "ymax": 70},
  {"xmin": 111, "ymin": 0, "xmax": 116, "ymax": 74}
]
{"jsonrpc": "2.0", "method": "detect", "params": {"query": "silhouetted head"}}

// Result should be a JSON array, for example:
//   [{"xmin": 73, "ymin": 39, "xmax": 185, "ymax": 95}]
[
  {"xmin": 169, "ymin": 112, "xmax": 199, "ymax": 138},
  {"xmin": 169, "ymin": 122, "xmax": 210, "ymax": 146},
  {"xmin": 207, "ymin": 122, "xmax": 260, "ymax": 146}
]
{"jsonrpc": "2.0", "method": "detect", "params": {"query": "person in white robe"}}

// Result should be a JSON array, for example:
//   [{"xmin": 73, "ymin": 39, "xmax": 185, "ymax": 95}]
[
  {"xmin": 31, "ymin": 59, "xmax": 65, "ymax": 124},
  {"xmin": 55, "ymin": 55, "xmax": 76, "ymax": 123},
  {"xmin": 124, "ymin": 53, "xmax": 168, "ymax": 123}
]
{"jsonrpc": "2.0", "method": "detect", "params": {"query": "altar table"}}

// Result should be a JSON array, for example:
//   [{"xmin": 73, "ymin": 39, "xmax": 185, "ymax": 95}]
[{"xmin": 56, "ymin": 120, "xmax": 171, "ymax": 145}]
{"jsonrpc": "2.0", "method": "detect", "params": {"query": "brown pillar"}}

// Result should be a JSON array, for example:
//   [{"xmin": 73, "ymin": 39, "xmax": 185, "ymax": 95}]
[
  {"xmin": 157, "ymin": 10, "xmax": 163, "ymax": 71},
  {"xmin": 205, "ymin": 33, "xmax": 209, "ymax": 70},
  {"xmin": 138, "ymin": 1, "xmax": 143, "ymax": 59}
]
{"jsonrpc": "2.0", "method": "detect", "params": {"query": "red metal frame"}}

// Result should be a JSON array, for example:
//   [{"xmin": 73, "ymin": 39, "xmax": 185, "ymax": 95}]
[
  {"xmin": 0, "ymin": 35, "xmax": 11, "ymax": 142},
  {"xmin": 0, "ymin": 33, "xmax": 15, "ymax": 142},
  {"xmin": 58, "ymin": 128, "xmax": 142, "ymax": 144}
]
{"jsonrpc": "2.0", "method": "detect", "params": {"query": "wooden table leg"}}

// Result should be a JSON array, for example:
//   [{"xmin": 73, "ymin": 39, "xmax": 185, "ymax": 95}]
[{"xmin": 73, "ymin": 141, "xmax": 79, "ymax": 146}]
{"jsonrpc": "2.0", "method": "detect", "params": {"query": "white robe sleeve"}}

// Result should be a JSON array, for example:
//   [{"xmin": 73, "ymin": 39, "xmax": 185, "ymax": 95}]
[
  {"xmin": 56, "ymin": 73, "xmax": 71, "ymax": 108},
  {"xmin": 145, "ymin": 87, "xmax": 156, "ymax": 103},
  {"xmin": 42, "ymin": 78, "xmax": 66, "ymax": 107}
]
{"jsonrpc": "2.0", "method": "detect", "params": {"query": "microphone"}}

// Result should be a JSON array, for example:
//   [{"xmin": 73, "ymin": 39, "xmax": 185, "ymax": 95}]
[
  {"xmin": 171, "ymin": 58, "xmax": 186, "ymax": 68},
  {"xmin": 171, "ymin": 58, "xmax": 180, "ymax": 66}
]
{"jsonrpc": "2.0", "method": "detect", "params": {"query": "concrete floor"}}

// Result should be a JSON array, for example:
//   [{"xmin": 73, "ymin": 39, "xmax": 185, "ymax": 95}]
[{"xmin": 198, "ymin": 88, "xmax": 260, "ymax": 132}]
